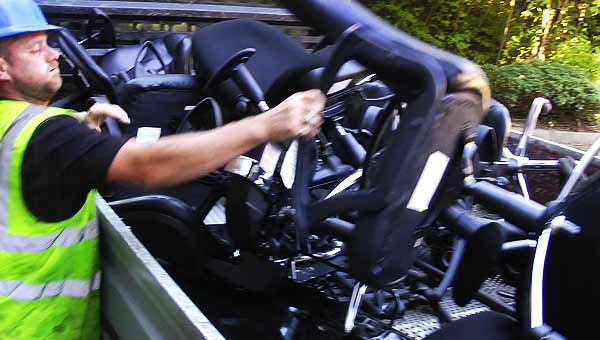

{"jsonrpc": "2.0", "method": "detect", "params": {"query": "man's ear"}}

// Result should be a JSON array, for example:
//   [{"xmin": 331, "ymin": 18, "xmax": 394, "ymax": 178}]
[{"xmin": 0, "ymin": 58, "xmax": 10, "ymax": 81}]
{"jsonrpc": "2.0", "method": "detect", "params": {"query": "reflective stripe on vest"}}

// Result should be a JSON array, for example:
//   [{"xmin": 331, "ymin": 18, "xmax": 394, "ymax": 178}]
[
  {"xmin": 0, "ymin": 219, "xmax": 98, "ymax": 252},
  {"xmin": 0, "ymin": 105, "xmax": 48, "ymax": 233},
  {"xmin": 0, "ymin": 271, "xmax": 101, "ymax": 301},
  {"xmin": 0, "ymin": 105, "xmax": 46, "ymax": 243}
]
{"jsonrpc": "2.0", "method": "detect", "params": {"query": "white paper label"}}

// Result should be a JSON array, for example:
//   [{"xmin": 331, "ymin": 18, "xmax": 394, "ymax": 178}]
[
  {"xmin": 406, "ymin": 151, "xmax": 450, "ymax": 213},
  {"xmin": 136, "ymin": 127, "xmax": 161, "ymax": 145},
  {"xmin": 224, "ymin": 155, "xmax": 256, "ymax": 177},
  {"xmin": 280, "ymin": 140, "xmax": 299, "ymax": 189},
  {"xmin": 259, "ymin": 142, "xmax": 282, "ymax": 179}
]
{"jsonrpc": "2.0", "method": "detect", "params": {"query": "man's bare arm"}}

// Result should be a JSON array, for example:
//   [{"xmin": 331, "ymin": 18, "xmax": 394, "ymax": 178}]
[{"xmin": 106, "ymin": 90, "xmax": 325, "ymax": 187}]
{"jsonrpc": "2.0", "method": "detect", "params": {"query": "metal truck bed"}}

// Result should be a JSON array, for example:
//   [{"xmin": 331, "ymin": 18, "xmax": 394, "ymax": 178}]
[{"xmin": 97, "ymin": 196, "xmax": 224, "ymax": 340}]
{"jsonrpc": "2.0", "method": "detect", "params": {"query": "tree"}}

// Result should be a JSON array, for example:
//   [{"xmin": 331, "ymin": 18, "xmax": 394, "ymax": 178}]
[
  {"xmin": 497, "ymin": 0, "xmax": 517, "ymax": 63},
  {"xmin": 360, "ymin": 0, "xmax": 598, "ymax": 67},
  {"xmin": 531, "ymin": 0, "xmax": 570, "ymax": 60}
]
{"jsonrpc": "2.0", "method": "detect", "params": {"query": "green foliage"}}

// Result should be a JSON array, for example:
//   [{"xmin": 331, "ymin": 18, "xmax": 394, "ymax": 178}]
[
  {"xmin": 360, "ymin": 0, "xmax": 600, "ymax": 65},
  {"xmin": 483, "ymin": 62, "xmax": 600, "ymax": 122},
  {"xmin": 360, "ymin": 0, "xmax": 600, "ymax": 117},
  {"xmin": 550, "ymin": 38, "xmax": 600, "ymax": 81},
  {"xmin": 363, "ymin": 2, "xmax": 439, "ymax": 44},
  {"xmin": 361, "ymin": 0, "xmax": 504, "ymax": 64}
]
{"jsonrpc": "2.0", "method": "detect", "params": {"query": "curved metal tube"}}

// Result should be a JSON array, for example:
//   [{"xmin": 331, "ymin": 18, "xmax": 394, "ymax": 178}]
[{"xmin": 557, "ymin": 135, "xmax": 600, "ymax": 201}]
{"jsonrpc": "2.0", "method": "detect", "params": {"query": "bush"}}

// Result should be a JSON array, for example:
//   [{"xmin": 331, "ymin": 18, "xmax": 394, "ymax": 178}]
[
  {"xmin": 551, "ymin": 38, "xmax": 600, "ymax": 82},
  {"xmin": 482, "ymin": 62, "xmax": 600, "ymax": 123}
]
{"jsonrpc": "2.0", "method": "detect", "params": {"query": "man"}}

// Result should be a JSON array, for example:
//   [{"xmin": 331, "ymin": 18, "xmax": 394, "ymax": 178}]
[{"xmin": 0, "ymin": 1, "xmax": 325, "ymax": 339}]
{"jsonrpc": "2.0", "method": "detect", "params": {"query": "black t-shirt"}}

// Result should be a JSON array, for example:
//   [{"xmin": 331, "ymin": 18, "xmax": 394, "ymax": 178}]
[{"xmin": 22, "ymin": 116, "xmax": 128, "ymax": 222}]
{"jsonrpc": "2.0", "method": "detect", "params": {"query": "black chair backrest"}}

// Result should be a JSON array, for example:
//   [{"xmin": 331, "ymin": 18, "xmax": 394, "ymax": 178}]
[
  {"xmin": 99, "ymin": 33, "xmax": 192, "ymax": 80},
  {"xmin": 348, "ymin": 91, "xmax": 484, "ymax": 287},
  {"xmin": 162, "ymin": 33, "xmax": 192, "ymax": 74},
  {"xmin": 117, "ymin": 74, "xmax": 203, "ymax": 137},
  {"xmin": 481, "ymin": 99, "xmax": 512, "ymax": 160},
  {"xmin": 541, "ymin": 172, "xmax": 600, "ymax": 340},
  {"xmin": 285, "ymin": 0, "xmax": 489, "ymax": 288},
  {"xmin": 84, "ymin": 8, "xmax": 116, "ymax": 48},
  {"xmin": 191, "ymin": 19, "xmax": 327, "ymax": 109}
]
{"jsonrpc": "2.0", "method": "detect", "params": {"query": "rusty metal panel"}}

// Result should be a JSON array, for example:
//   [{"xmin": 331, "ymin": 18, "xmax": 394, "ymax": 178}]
[{"xmin": 97, "ymin": 196, "xmax": 225, "ymax": 340}]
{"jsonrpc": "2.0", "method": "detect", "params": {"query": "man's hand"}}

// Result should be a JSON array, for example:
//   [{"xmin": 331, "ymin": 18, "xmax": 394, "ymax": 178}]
[
  {"xmin": 259, "ymin": 89, "xmax": 325, "ymax": 142},
  {"xmin": 74, "ymin": 103, "xmax": 131, "ymax": 131}
]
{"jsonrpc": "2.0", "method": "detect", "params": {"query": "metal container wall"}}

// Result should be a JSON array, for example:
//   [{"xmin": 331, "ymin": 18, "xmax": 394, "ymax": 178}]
[{"xmin": 97, "ymin": 197, "xmax": 224, "ymax": 340}]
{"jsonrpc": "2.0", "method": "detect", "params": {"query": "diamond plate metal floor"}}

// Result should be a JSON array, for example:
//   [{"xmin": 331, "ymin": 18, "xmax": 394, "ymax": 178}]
[{"xmin": 392, "ymin": 276, "xmax": 515, "ymax": 340}]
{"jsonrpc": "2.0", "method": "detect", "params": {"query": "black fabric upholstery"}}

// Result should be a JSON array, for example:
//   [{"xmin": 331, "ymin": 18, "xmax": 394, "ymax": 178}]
[
  {"xmin": 541, "ymin": 173, "xmax": 600, "ymax": 340},
  {"xmin": 109, "ymin": 195, "xmax": 206, "ymax": 272},
  {"xmin": 475, "ymin": 125, "xmax": 499, "ymax": 162},
  {"xmin": 162, "ymin": 33, "xmax": 192, "ymax": 74},
  {"xmin": 116, "ymin": 74, "xmax": 203, "ymax": 137},
  {"xmin": 346, "ymin": 92, "xmax": 484, "ymax": 287},
  {"xmin": 453, "ymin": 221, "xmax": 506, "ymax": 306},
  {"xmin": 424, "ymin": 312, "xmax": 520, "ymax": 340},
  {"xmin": 192, "ymin": 19, "xmax": 327, "ymax": 109},
  {"xmin": 99, "ymin": 33, "xmax": 191, "ymax": 83},
  {"xmin": 481, "ymin": 99, "xmax": 511, "ymax": 157}
]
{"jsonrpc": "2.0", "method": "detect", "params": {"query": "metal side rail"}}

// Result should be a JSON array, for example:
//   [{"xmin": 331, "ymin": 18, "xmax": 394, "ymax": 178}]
[
  {"xmin": 97, "ymin": 196, "xmax": 225, "ymax": 340},
  {"xmin": 38, "ymin": 0, "xmax": 299, "ymax": 24}
]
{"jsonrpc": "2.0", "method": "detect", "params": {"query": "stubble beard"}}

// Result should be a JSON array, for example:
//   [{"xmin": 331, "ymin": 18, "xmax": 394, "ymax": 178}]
[{"xmin": 15, "ymin": 72, "xmax": 62, "ymax": 104}]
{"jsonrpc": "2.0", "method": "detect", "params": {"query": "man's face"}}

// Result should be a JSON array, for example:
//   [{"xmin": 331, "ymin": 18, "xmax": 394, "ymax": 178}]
[{"xmin": 0, "ymin": 32, "xmax": 62, "ymax": 104}]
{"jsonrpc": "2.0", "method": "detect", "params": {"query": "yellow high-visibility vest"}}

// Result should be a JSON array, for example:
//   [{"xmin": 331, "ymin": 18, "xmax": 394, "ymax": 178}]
[{"xmin": 0, "ymin": 100, "xmax": 99, "ymax": 340}]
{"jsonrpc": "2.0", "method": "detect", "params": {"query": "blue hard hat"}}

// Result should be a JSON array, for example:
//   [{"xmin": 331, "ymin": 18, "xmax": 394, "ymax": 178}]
[{"xmin": 0, "ymin": 0, "xmax": 60, "ymax": 39}]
